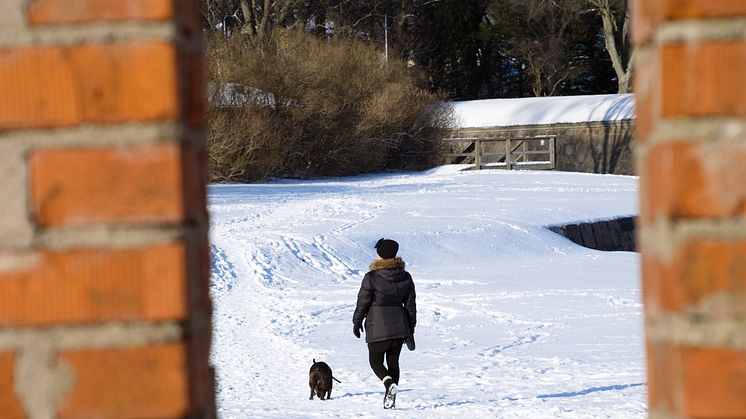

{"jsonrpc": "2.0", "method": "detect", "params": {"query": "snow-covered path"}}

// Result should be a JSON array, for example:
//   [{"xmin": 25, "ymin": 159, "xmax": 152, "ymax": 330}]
[{"xmin": 208, "ymin": 167, "xmax": 646, "ymax": 418}]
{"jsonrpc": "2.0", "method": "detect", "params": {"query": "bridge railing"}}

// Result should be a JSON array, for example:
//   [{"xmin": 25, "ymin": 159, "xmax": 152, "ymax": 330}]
[{"xmin": 443, "ymin": 135, "xmax": 556, "ymax": 170}]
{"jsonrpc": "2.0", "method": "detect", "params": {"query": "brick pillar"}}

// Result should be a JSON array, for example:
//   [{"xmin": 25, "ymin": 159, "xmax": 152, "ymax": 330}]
[
  {"xmin": 0, "ymin": 1, "xmax": 214, "ymax": 418},
  {"xmin": 634, "ymin": 1, "xmax": 746, "ymax": 418}
]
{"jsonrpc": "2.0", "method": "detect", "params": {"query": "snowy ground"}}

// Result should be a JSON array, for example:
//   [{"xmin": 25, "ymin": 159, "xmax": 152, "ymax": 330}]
[{"xmin": 208, "ymin": 166, "xmax": 646, "ymax": 418}]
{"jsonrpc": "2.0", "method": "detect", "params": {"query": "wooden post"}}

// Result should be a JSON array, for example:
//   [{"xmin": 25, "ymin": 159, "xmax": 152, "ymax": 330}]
[
  {"xmin": 474, "ymin": 139, "xmax": 481, "ymax": 170},
  {"xmin": 521, "ymin": 140, "xmax": 527, "ymax": 163},
  {"xmin": 505, "ymin": 139, "xmax": 512, "ymax": 170},
  {"xmin": 549, "ymin": 136, "xmax": 556, "ymax": 170}
]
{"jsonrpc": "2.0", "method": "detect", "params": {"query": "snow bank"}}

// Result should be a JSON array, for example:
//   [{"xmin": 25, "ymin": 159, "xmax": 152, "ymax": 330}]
[{"xmin": 452, "ymin": 93, "xmax": 635, "ymax": 129}]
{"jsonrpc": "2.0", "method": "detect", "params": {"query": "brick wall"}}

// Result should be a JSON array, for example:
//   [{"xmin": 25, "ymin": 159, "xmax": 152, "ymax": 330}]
[
  {"xmin": 634, "ymin": 1, "xmax": 746, "ymax": 418},
  {"xmin": 0, "ymin": 0, "xmax": 214, "ymax": 417}
]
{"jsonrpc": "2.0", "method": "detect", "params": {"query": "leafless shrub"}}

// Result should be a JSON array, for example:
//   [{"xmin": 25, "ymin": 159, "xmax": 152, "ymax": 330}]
[{"xmin": 207, "ymin": 29, "xmax": 453, "ymax": 182}]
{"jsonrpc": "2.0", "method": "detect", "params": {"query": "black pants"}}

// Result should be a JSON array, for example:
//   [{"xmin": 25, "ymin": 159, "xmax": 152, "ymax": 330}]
[{"xmin": 368, "ymin": 338, "xmax": 404, "ymax": 385}]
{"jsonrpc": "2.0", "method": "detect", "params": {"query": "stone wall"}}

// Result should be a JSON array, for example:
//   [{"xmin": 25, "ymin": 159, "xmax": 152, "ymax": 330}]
[
  {"xmin": 452, "ymin": 119, "xmax": 635, "ymax": 175},
  {"xmin": 549, "ymin": 217, "xmax": 637, "ymax": 252}
]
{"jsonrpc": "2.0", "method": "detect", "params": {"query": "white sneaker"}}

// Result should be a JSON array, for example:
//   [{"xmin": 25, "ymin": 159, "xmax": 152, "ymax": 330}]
[{"xmin": 383, "ymin": 383, "xmax": 397, "ymax": 409}]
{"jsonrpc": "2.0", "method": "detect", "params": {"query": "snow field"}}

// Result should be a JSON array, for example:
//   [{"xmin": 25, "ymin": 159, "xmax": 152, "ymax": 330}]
[{"xmin": 208, "ymin": 167, "xmax": 646, "ymax": 418}]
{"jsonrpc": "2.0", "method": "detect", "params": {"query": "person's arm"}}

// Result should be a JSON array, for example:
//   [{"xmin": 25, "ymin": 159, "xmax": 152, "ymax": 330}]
[
  {"xmin": 353, "ymin": 274, "xmax": 374, "ymax": 335},
  {"xmin": 404, "ymin": 275, "xmax": 416, "ymax": 333}
]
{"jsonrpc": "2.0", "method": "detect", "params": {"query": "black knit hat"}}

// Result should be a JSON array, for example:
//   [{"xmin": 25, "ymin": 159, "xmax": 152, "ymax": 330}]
[{"xmin": 374, "ymin": 238, "xmax": 399, "ymax": 259}]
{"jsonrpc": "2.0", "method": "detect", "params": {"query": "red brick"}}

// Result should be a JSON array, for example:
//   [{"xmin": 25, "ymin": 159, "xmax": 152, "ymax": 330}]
[
  {"xmin": 0, "ymin": 353, "xmax": 24, "ymax": 419},
  {"xmin": 634, "ymin": 0, "xmax": 746, "ymax": 44},
  {"xmin": 179, "ymin": 49, "xmax": 206, "ymax": 127},
  {"xmin": 662, "ymin": 42, "xmax": 746, "ymax": 118},
  {"xmin": 632, "ymin": 0, "xmax": 660, "ymax": 45},
  {"xmin": 641, "ymin": 254, "xmax": 665, "ymax": 320},
  {"xmin": 647, "ymin": 343, "xmax": 746, "ymax": 417},
  {"xmin": 680, "ymin": 346, "xmax": 746, "ymax": 417},
  {"xmin": 646, "ymin": 341, "xmax": 678, "ymax": 412},
  {"xmin": 180, "ymin": 144, "xmax": 208, "ymax": 223},
  {"xmin": 632, "ymin": 47, "xmax": 660, "ymax": 141},
  {"xmin": 642, "ymin": 240, "xmax": 746, "ymax": 314},
  {"xmin": 30, "ymin": 143, "xmax": 187, "ymax": 226},
  {"xmin": 0, "ymin": 43, "xmax": 180, "ymax": 129},
  {"xmin": 183, "ymin": 228, "xmax": 212, "ymax": 315},
  {"xmin": 185, "ymin": 321, "xmax": 215, "ymax": 414},
  {"xmin": 58, "ymin": 343, "xmax": 189, "ymax": 418},
  {"xmin": 676, "ymin": 241, "xmax": 746, "ymax": 315},
  {"xmin": 0, "ymin": 48, "xmax": 80, "ymax": 128},
  {"xmin": 642, "ymin": 142, "xmax": 746, "ymax": 220},
  {"xmin": 28, "ymin": 0, "xmax": 173, "ymax": 24},
  {"xmin": 663, "ymin": 0, "xmax": 746, "ymax": 20},
  {"xmin": 0, "ymin": 244, "xmax": 187, "ymax": 326},
  {"xmin": 174, "ymin": 0, "xmax": 202, "ymax": 39}
]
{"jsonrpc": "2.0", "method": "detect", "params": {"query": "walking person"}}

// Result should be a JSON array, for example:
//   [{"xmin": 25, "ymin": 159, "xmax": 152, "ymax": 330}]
[{"xmin": 353, "ymin": 238, "xmax": 416, "ymax": 409}]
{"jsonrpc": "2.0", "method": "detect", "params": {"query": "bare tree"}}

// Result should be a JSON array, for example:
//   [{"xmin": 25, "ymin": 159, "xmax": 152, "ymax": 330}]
[
  {"xmin": 238, "ymin": 0, "xmax": 298, "ymax": 41},
  {"xmin": 589, "ymin": 0, "xmax": 633, "ymax": 93},
  {"xmin": 203, "ymin": 0, "xmax": 299, "ymax": 42},
  {"xmin": 203, "ymin": 0, "xmax": 240, "ymax": 31},
  {"xmin": 489, "ymin": 0, "xmax": 588, "ymax": 97}
]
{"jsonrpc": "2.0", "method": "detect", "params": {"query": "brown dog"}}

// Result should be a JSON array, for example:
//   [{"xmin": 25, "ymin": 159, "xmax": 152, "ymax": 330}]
[{"xmin": 309, "ymin": 359, "xmax": 341, "ymax": 400}]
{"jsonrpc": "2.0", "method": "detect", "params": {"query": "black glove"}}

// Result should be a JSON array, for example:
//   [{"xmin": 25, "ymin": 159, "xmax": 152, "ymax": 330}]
[
  {"xmin": 405, "ymin": 335, "xmax": 416, "ymax": 351},
  {"xmin": 353, "ymin": 323, "xmax": 363, "ymax": 338}
]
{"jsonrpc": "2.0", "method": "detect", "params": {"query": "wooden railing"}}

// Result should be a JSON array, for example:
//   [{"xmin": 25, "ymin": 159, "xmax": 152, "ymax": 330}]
[{"xmin": 443, "ymin": 135, "xmax": 556, "ymax": 170}]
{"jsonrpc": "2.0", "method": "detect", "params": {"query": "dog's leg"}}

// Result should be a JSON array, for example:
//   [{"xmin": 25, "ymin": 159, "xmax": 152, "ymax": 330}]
[
  {"xmin": 327, "ymin": 388, "xmax": 332, "ymax": 400},
  {"xmin": 309, "ymin": 387, "xmax": 315, "ymax": 400}
]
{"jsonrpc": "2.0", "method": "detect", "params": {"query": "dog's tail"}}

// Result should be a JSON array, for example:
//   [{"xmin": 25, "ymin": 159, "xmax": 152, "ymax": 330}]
[
  {"xmin": 332, "ymin": 376, "xmax": 342, "ymax": 383},
  {"xmin": 313, "ymin": 358, "xmax": 316, "ymax": 364}
]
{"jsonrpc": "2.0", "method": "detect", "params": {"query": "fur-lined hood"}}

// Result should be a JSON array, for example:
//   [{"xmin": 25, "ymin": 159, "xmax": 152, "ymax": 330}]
[{"xmin": 369, "ymin": 257, "xmax": 405, "ymax": 271}]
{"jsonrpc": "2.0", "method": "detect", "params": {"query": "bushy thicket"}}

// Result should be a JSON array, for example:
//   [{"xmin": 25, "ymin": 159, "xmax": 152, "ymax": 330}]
[
  {"xmin": 207, "ymin": 30, "xmax": 453, "ymax": 183},
  {"xmin": 203, "ymin": 0, "xmax": 628, "ymax": 99}
]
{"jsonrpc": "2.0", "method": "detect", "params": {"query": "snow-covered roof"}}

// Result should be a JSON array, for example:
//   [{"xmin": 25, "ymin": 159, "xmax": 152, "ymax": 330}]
[{"xmin": 451, "ymin": 93, "xmax": 635, "ymax": 129}]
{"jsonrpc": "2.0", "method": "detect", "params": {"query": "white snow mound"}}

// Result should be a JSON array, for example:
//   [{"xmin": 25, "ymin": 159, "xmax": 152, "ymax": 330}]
[{"xmin": 452, "ymin": 93, "xmax": 635, "ymax": 128}]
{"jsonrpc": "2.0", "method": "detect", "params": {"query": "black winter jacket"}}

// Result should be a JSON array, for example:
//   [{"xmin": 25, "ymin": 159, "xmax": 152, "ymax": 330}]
[{"xmin": 353, "ymin": 257, "xmax": 417, "ymax": 343}]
